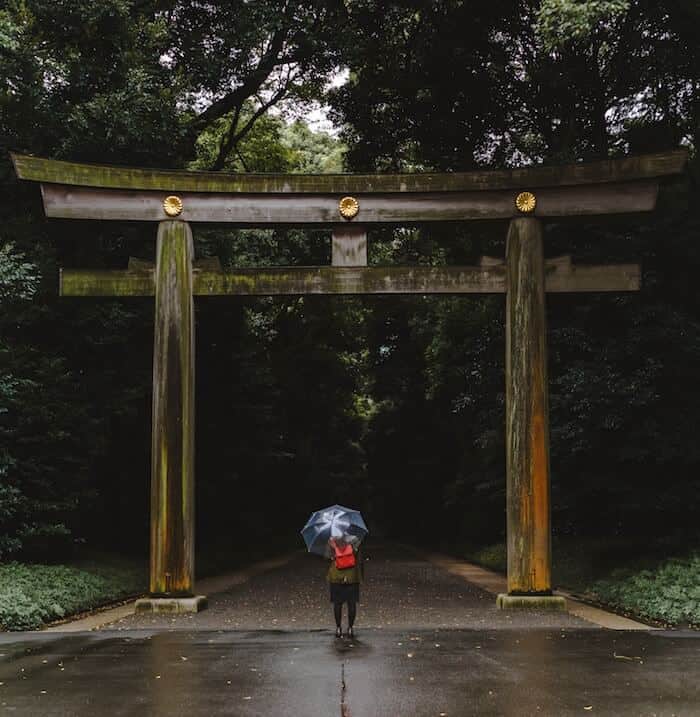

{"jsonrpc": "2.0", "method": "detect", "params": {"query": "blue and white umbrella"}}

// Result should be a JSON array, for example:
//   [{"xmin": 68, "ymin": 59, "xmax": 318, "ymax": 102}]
[{"xmin": 301, "ymin": 504, "xmax": 368, "ymax": 557}]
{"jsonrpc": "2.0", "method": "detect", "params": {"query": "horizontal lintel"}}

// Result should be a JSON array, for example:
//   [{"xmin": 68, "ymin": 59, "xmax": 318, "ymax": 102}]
[
  {"xmin": 60, "ymin": 263, "xmax": 640, "ymax": 297},
  {"xmin": 12, "ymin": 150, "xmax": 687, "ymax": 193},
  {"xmin": 41, "ymin": 181, "xmax": 659, "ymax": 223}
]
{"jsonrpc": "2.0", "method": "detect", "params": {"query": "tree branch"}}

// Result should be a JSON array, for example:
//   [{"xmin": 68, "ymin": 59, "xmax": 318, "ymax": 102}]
[
  {"xmin": 235, "ymin": 147, "xmax": 250, "ymax": 172},
  {"xmin": 210, "ymin": 72, "xmax": 296, "ymax": 171},
  {"xmin": 188, "ymin": 26, "xmax": 288, "ymax": 135},
  {"xmin": 211, "ymin": 104, "xmax": 242, "ymax": 171}
]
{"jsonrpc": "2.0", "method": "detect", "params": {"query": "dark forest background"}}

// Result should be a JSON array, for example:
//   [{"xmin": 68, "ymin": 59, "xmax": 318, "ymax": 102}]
[{"xmin": 1, "ymin": 0, "xmax": 698, "ymax": 565}]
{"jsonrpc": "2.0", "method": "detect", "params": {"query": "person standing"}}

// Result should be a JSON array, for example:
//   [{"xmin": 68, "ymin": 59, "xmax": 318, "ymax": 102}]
[{"xmin": 327, "ymin": 536, "xmax": 363, "ymax": 638}]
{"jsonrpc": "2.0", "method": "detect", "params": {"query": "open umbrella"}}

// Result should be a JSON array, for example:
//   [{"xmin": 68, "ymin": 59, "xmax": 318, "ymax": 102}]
[{"xmin": 301, "ymin": 504, "xmax": 368, "ymax": 557}]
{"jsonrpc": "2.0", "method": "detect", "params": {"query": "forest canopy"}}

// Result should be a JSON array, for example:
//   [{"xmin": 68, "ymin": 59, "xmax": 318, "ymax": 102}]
[{"xmin": 0, "ymin": 0, "xmax": 698, "ymax": 560}]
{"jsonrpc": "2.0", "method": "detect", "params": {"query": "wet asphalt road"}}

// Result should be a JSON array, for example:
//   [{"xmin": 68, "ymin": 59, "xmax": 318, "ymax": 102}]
[
  {"xmin": 1, "ymin": 627, "xmax": 698, "ymax": 716},
  {"xmin": 0, "ymin": 545, "xmax": 698, "ymax": 716}
]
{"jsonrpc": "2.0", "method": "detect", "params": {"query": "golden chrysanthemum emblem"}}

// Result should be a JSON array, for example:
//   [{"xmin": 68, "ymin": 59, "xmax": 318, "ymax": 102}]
[
  {"xmin": 515, "ymin": 191, "xmax": 537, "ymax": 214},
  {"xmin": 163, "ymin": 195, "xmax": 184, "ymax": 217},
  {"xmin": 338, "ymin": 196, "xmax": 360, "ymax": 219}
]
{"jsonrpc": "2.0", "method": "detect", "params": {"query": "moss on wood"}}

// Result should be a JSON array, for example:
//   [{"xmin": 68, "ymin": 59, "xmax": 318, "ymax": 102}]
[
  {"xmin": 12, "ymin": 150, "xmax": 688, "ymax": 194},
  {"xmin": 59, "ymin": 264, "xmax": 641, "ymax": 297}
]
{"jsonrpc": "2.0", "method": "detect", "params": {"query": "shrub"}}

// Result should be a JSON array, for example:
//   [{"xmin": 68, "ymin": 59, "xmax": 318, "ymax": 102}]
[
  {"xmin": 589, "ymin": 555, "xmax": 700, "ymax": 626},
  {"xmin": 0, "ymin": 561, "xmax": 145, "ymax": 631},
  {"xmin": 457, "ymin": 539, "xmax": 700, "ymax": 627}
]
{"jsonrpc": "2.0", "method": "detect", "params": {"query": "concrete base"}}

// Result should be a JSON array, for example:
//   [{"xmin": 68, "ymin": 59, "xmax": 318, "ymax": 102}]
[
  {"xmin": 496, "ymin": 593, "xmax": 567, "ymax": 611},
  {"xmin": 134, "ymin": 596, "xmax": 208, "ymax": 614}
]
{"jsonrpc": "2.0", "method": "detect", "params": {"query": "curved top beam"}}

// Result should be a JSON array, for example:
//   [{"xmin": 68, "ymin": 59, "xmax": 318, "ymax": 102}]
[{"xmin": 11, "ymin": 150, "xmax": 687, "ymax": 195}]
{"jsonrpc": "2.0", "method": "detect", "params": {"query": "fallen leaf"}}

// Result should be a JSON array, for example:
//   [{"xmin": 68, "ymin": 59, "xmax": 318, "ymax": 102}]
[{"xmin": 613, "ymin": 652, "xmax": 643, "ymax": 663}]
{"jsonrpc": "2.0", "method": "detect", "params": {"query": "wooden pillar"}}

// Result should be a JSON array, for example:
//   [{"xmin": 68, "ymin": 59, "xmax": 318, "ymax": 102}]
[
  {"xmin": 504, "ymin": 216, "xmax": 552, "ymax": 596},
  {"xmin": 150, "ymin": 220, "xmax": 195, "ymax": 597}
]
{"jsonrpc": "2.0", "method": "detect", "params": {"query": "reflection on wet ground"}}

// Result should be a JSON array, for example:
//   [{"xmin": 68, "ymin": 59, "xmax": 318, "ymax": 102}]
[
  {"xmin": 0, "ymin": 544, "xmax": 698, "ymax": 715},
  {"xmin": 0, "ymin": 628, "xmax": 698, "ymax": 716}
]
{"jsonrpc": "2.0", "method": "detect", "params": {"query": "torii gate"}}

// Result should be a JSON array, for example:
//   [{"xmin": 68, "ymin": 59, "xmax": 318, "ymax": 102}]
[{"xmin": 12, "ymin": 150, "xmax": 686, "ymax": 612}]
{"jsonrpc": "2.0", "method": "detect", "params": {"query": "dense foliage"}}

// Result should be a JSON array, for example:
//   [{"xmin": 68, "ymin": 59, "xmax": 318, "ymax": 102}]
[
  {"xmin": 590, "ymin": 554, "xmax": 700, "ymax": 626},
  {"xmin": 330, "ymin": 0, "xmax": 700, "ymax": 544},
  {"xmin": 0, "ymin": 560, "xmax": 145, "ymax": 630},
  {"xmin": 0, "ymin": 0, "xmax": 698, "ymax": 568}
]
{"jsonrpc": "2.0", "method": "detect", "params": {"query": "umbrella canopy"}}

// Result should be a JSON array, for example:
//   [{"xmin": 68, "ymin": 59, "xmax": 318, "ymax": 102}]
[{"xmin": 301, "ymin": 504, "xmax": 368, "ymax": 557}]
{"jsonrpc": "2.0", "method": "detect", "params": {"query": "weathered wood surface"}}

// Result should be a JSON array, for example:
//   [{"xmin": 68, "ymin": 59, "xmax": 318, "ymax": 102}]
[
  {"xmin": 39, "ymin": 181, "xmax": 660, "ymax": 223},
  {"xmin": 150, "ymin": 220, "xmax": 195, "ymax": 597},
  {"xmin": 12, "ymin": 150, "xmax": 687, "ymax": 193},
  {"xmin": 60, "ymin": 262, "xmax": 640, "ymax": 297},
  {"xmin": 61, "ymin": 268, "xmax": 155, "ymax": 296},
  {"xmin": 505, "ymin": 217, "xmax": 552, "ymax": 595},
  {"xmin": 479, "ymin": 255, "xmax": 641, "ymax": 293},
  {"xmin": 332, "ymin": 226, "xmax": 368, "ymax": 267}
]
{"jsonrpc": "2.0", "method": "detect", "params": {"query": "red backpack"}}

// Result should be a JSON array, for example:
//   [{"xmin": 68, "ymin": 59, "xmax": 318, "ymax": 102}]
[{"xmin": 331, "ymin": 540, "xmax": 356, "ymax": 570}]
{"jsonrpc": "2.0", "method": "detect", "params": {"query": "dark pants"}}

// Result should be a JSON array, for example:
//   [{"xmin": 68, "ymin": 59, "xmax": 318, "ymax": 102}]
[
  {"xmin": 333, "ymin": 601, "xmax": 357, "ymax": 628},
  {"xmin": 329, "ymin": 583, "xmax": 360, "ymax": 628}
]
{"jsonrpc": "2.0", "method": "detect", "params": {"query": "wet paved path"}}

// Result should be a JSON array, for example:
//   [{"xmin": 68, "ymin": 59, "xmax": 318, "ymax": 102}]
[
  {"xmin": 0, "ymin": 544, "xmax": 698, "ymax": 716},
  {"xmin": 106, "ymin": 544, "xmax": 589, "ymax": 632}
]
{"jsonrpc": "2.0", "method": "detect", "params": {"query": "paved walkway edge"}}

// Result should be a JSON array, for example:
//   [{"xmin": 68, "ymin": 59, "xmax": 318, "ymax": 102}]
[
  {"xmin": 424, "ymin": 551, "xmax": 655, "ymax": 630},
  {"xmin": 43, "ymin": 552, "xmax": 299, "ymax": 632}
]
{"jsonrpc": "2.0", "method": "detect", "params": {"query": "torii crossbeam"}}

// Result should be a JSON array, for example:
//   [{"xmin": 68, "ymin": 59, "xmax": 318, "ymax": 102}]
[{"xmin": 12, "ymin": 150, "xmax": 686, "ymax": 612}]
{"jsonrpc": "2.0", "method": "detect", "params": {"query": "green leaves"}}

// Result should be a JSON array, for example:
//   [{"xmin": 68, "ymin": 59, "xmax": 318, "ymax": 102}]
[
  {"xmin": 0, "ymin": 242, "xmax": 40, "ymax": 304},
  {"xmin": 0, "ymin": 8, "xmax": 21, "ymax": 54},
  {"xmin": 0, "ymin": 560, "xmax": 146, "ymax": 630},
  {"xmin": 591, "ymin": 555, "xmax": 700, "ymax": 626},
  {"xmin": 536, "ymin": 0, "xmax": 630, "ymax": 50}
]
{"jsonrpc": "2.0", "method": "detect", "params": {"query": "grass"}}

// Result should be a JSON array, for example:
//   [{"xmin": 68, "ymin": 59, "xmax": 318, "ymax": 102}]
[
  {"xmin": 0, "ymin": 557, "xmax": 147, "ymax": 631},
  {"xmin": 453, "ymin": 537, "xmax": 700, "ymax": 627}
]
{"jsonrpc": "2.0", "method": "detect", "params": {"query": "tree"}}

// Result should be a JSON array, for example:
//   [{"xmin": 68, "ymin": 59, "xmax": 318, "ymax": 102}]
[
  {"xmin": 0, "ymin": 0, "xmax": 354, "ymax": 558},
  {"xmin": 1, "ymin": 1, "xmax": 345, "ymax": 168},
  {"xmin": 329, "ymin": 0, "xmax": 699, "ymax": 545}
]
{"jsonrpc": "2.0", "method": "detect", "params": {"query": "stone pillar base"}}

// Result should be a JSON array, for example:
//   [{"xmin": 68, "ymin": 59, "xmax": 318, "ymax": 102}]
[
  {"xmin": 135, "ymin": 596, "xmax": 208, "ymax": 614},
  {"xmin": 496, "ymin": 593, "xmax": 567, "ymax": 611}
]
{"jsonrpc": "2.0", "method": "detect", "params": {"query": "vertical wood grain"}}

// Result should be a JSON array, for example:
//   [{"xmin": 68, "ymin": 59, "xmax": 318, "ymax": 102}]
[
  {"xmin": 332, "ymin": 226, "xmax": 368, "ymax": 266},
  {"xmin": 150, "ymin": 220, "xmax": 195, "ymax": 596},
  {"xmin": 505, "ymin": 217, "xmax": 552, "ymax": 595}
]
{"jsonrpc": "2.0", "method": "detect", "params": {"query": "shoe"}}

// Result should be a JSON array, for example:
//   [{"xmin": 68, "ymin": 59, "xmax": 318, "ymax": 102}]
[
  {"xmin": 335, "ymin": 627, "xmax": 342, "ymax": 638},
  {"xmin": 346, "ymin": 627, "xmax": 355, "ymax": 639}
]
